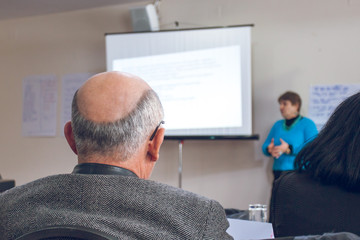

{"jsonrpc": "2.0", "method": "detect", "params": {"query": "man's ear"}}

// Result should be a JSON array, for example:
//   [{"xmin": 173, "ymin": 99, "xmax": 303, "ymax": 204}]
[
  {"xmin": 64, "ymin": 121, "xmax": 78, "ymax": 155},
  {"xmin": 148, "ymin": 128, "xmax": 165, "ymax": 162}
]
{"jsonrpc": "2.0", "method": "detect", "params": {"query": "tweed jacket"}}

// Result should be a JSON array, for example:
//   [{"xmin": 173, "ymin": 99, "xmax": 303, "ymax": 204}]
[{"xmin": 0, "ymin": 173, "xmax": 233, "ymax": 240}]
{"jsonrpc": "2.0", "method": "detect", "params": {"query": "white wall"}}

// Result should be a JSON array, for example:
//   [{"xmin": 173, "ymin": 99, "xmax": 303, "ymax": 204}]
[{"xmin": 0, "ymin": 0, "xmax": 359, "ymax": 210}]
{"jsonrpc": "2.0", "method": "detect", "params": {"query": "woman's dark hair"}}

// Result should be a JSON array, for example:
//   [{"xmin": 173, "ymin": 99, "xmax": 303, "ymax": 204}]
[
  {"xmin": 278, "ymin": 91, "xmax": 302, "ymax": 111},
  {"xmin": 295, "ymin": 91, "xmax": 360, "ymax": 191}
]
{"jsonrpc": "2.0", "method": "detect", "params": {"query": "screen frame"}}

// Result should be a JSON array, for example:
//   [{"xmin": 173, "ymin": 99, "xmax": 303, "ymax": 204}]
[{"xmin": 105, "ymin": 24, "xmax": 258, "ymax": 140}]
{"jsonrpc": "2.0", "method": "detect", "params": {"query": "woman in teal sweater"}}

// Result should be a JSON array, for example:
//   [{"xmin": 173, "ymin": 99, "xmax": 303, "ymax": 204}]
[{"xmin": 262, "ymin": 91, "xmax": 318, "ymax": 180}]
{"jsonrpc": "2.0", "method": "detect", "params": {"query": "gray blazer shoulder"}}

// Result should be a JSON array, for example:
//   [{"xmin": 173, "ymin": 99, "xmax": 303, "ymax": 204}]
[{"xmin": 0, "ymin": 174, "xmax": 233, "ymax": 240}]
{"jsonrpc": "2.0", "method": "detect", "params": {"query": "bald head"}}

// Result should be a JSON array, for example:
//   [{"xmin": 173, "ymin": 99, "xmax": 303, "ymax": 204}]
[
  {"xmin": 77, "ymin": 71, "xmax": 151, "ymax": 122},
  {"xmin": 69, "ymin": 71, "xmax": 164, "ymax": 163}
]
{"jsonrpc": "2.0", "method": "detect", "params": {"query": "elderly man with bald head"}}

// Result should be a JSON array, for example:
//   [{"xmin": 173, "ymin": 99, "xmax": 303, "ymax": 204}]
[{"xmin": 0, "ymin": 72, "xmax": 233, "ymax": 240}]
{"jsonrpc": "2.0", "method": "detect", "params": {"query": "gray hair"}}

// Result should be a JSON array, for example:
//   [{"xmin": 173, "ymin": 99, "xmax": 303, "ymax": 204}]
[{"xmin": 71, "ymin": 89, "xmax": 164, "ymax": 161}]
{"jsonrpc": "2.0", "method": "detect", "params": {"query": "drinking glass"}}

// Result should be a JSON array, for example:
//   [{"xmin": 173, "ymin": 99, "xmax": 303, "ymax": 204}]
[{"xmin": 248, "ymin": 204, "xmax": 267, "ymax": 222}]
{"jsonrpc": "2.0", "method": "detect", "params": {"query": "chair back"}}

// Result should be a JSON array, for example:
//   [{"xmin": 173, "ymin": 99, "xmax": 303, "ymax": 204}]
[{"xmin": 15, "ymin": 225, "xmax": 117, "ymax": 240}]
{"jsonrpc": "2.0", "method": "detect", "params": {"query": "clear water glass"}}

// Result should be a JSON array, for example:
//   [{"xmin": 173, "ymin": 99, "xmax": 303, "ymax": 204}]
[{"xmin": 248, "ymin": 204, "xmax": 267, "ymax": 222}]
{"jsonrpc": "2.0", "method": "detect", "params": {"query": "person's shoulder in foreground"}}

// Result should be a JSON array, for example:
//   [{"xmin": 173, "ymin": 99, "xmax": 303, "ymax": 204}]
[
  {"xmin": 271, "ymin": 171, "xmax": 360, "ymax": 237},
  {"xmin": 0, "ymin": 71, "xmax": 233, "ymax": 240},
  {"xmin": 1, "ymin": 173, "xmax": 232, "ymax": 239}
]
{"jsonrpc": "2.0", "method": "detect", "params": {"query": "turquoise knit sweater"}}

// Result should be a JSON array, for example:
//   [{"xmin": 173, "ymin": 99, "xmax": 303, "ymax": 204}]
[{"xmin": 262, "ymin": 116, "xmax": 318, "ymax": 171}]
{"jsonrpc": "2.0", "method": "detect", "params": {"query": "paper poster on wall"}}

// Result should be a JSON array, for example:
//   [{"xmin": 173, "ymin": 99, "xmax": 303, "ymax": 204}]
[
  {"xmin": 308, "ymin": 84, "xmax": 360, "ymax": 131},
  {"xmin": 22, "ymin": 75, "xmax": 58, "ymax": 137},
  {"xmin": 61, "ymin": 73, "xmax": 93, "ymax": 134}
]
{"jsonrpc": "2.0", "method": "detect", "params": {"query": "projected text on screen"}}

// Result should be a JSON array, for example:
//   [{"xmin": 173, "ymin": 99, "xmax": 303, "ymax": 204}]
[{"xmin": 113, "ymin": 46, "xmax": 242, "ymax": 131}]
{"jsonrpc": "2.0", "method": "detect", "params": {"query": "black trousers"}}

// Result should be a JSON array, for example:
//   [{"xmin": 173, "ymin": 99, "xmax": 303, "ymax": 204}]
[{"xmin": 269, "ymin": 170, "xmax": 294, "ymax": 223}]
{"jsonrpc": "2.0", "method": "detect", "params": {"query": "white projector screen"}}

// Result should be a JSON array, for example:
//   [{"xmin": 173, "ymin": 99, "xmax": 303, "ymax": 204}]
[{"xmin": 106, "ymin": 25, "xmax": 253, "ymax": 139}]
